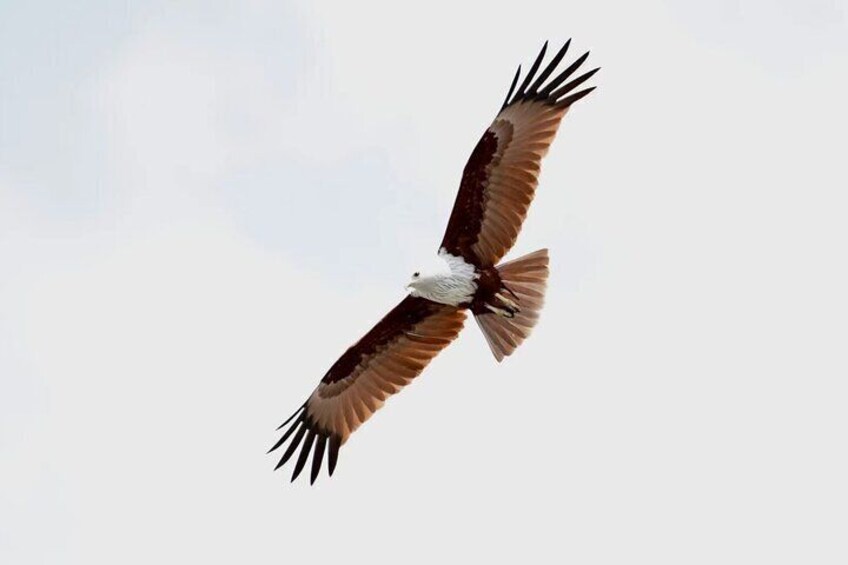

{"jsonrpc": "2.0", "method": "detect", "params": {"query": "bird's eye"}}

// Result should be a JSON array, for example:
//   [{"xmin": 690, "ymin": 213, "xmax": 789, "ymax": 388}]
[{"xmin": 413, "ymin": 272, "xmax": 420, "ymax": 278}]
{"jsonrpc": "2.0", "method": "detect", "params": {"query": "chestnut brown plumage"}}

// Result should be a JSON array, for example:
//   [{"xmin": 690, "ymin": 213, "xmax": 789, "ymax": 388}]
[
  {"xmin": 441, "ymin": 40, "xmax": 598, "ymax": 268},
  {"xmin": 269, "ymin": 41, "xmax": 598, "ymax": 483}
]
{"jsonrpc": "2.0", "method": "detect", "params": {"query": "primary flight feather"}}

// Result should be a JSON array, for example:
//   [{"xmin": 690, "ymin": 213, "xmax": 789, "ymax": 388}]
[{"xmin": 269, "ymin": 40, "xmax": 599, "ymax": 484}]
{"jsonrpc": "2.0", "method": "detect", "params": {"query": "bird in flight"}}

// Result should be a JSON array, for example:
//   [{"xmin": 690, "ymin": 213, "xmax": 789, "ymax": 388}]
[{"xmin": 270, "ymin": 40, "xmax": 599, "ymax": 484}]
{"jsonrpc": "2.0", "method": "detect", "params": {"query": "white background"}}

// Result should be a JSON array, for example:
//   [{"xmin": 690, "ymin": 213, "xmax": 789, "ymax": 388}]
[{"xmin": 2, "ymin": 1, "xmax": 846, "ymax": 563}]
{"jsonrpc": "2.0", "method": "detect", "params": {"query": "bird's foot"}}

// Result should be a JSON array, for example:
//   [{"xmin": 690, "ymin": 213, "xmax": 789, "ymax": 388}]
[
  {"xmin": 495, "ymin": 292, "xmax": 520, "ymax": 312},
  {"xmin": 485, "ymin": 303, "xmax": 517, "ymax": 319}
]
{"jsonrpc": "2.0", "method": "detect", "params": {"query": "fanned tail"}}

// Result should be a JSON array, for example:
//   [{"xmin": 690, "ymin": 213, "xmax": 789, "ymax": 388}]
[{"xmin": 474, "ymin": 249, "xmax": 549, "ymax": 362}]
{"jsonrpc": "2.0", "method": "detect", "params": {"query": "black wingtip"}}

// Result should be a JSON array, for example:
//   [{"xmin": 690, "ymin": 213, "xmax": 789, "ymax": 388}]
[
  {"xmin": 270, "ymin": 405, "xmax": 341, "ymax": 483},
  {"xmin": 514, "ymin": 41, "xmax": 548, "ymax": 101},
  {"xmin": 538, "ymin": 50, "xmax": 590, "ymax": 98},
  {"xmin": 310, "ymin": 435, "xmax": 327, "ymax": 485},
  {"xmin": 502, "ymin": 64, "xmax": 521, "ymax": 109},
  {"xmin": 551, "ymin": 67, "xmax": 600, "ymax": 103},
  {"xmin": 276, "ymin": 404, "xmax": 305, "ymax": 430},
  {"xmin": 291, "ymin": 429, "xmax": 317, "ymax": 482},
  {"xmin": 528, "ymin": 39, "xmax": 571, "ymax": 95},
  {"xmin": 327, "ymin": 435, "xmax": 341, "ymax": 477},
  {"xmin": 268, "ymin": 414, "xmax": 304, "ymax": 454},
  {"xmin": 274, "ymin": 422, "xmax": 307, "ymax": 470},
  {"xmin": 557, "ymin": 86, "xmax": 597, "ymax": 108}
]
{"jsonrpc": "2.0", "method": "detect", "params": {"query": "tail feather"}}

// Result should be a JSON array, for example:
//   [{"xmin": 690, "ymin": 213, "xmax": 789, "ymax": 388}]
[{"xmin": 475, "ymin": 249, "xmax": 549, "ymax": 362}]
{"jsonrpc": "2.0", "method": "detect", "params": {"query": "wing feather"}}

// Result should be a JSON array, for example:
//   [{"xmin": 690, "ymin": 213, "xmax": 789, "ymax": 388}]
[
  {"xmin": 440, "ymin": 41, "xmax": 599, "ymax": 267},
  {"xmin": 274, "ymin": 422, "xmax": 307, "ymax": 471},
  {"xmin": 270, "ymin": 296, "xmax": 466, "ymax": 483},
  {"xmin": 291, "ymin": 429, "xmax": 317, "ymax": 482},
  {"xmin": 310, "ymin": 435, "xmax": 327, "ymax": 485}
]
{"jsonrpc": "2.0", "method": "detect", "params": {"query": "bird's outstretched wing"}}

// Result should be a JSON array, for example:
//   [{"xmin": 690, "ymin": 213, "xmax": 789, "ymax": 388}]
[
  {"xmin": 440, "ymin": 40, "xmax": 599, "ymax": 268},
  {"xmin": 270, "ymin": 296, "xmax": 466, "ymax": 483}
]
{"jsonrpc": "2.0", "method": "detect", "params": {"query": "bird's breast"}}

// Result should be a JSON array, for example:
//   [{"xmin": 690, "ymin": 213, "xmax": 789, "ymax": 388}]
[{"xmin": 423, "ymin": 272, "xmax": 477, "ymax": 307}]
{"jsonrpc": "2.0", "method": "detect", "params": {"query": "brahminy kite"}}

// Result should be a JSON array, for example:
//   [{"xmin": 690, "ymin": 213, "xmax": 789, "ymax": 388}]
[{"xmin": 269, "ymin": 40, "xmax": 598, "ymax": 483}]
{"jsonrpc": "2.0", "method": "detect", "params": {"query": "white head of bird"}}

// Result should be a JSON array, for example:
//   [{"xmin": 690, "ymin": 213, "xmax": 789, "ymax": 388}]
[
  {"xmin": 406, "ymin": 261, "xmax": 450, "ymax": 297},
  {"xmin": 405, "ymin": 252, "xmax": 477, "ymax": 306}
]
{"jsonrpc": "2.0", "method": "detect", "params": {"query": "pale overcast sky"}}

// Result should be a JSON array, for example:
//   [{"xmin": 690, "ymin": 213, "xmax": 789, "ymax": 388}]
[{"xmin": 2, "ymin": 1, "xmax": 847, "ymax": 563}]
